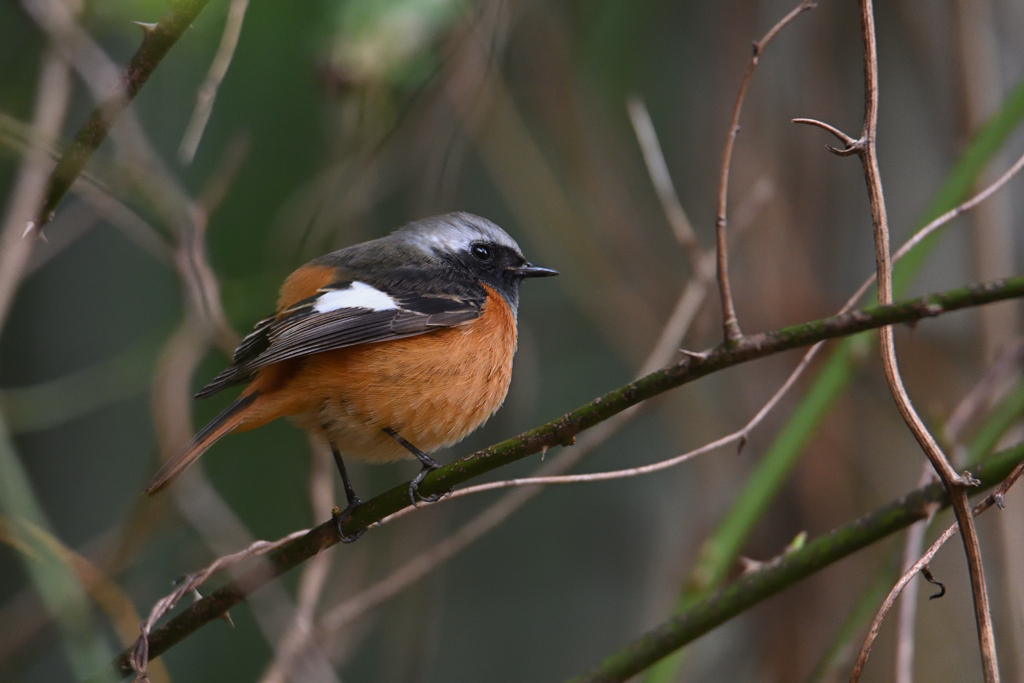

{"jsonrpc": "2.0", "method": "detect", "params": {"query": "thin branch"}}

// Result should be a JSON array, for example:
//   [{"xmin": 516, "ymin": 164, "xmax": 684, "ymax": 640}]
[
  {"xmin": 377, "ymin": 343, "xmax": 816, "ymax": 514},
  {"xmin": 626, "ymin": 94, "xmax": 701, "ymax": 269},
  {"xmin": 27, "ymin": 0, "xmax": 212, "ymax": 229},
  {"xmin": 849, "ymin": 0, "xmax": 1000, "ymax": 678},
  {"xmin": 177, "ymin": 0, "xmax": 250, "ymax": 164},
  {"xmin": 257, "ymin": 436, "xmax": 339, "ymax": 683},
  {"xmin": 128, "ymin": 530, "xmax": 309, "ymax": 677},
  {"xmin": 850, "ymin": 456, "xmax": 1024, "ymax": 682},
  {"xmin": 894, "ymin": 340, "xmax": 1024, "ymax": 682},
  {"xmin": 892, "ymin": 147, "xmax": 1024, "ymax": 267},
  {"xmin": 792, "ymin": 117, "xmax": 861, "ymax": 154},
  {"xmin": 715, "ymin": 0, "xmax": 816, "ymax": 344},
  {"xmin": 565, "ymin": 442, "xmax": 1024, "ymax": 683},
  {"xmin": 95, "ymin": 275, "xmax": 1024, "ymax": 680},
  {"xmin": 0, "ymin": 49, "xmax": 71, "ymax": 334},
  {"xmin": 893, "ymin": 466, "xmax": 939, "ymax": 683}
]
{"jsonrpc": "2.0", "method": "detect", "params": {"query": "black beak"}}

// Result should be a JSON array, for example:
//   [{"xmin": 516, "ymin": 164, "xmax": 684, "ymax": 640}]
[{"xmin": 515, "ymin": 263, "xmax": 559, "ymax": 278}]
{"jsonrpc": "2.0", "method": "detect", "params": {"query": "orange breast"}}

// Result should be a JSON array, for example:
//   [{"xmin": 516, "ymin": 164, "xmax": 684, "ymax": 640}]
[{"xmin": 234, "ymin": 285, "xmax": 518, "ymax": 463}]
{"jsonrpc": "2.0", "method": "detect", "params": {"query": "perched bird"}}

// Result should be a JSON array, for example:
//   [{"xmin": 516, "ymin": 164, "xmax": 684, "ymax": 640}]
[{"xmin": 145, "ymin": 213, "xmax": 557, "ymax": 540}]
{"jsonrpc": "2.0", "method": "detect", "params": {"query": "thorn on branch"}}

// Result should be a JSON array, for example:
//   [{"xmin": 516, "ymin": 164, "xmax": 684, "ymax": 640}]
[
  {"xmin": 679, "ymin": 348, "xmax": 708, "ymax": 361},
  {"xmin": 957, "ymin": 471, "xmax": 982, "ymax": 488},
  {"xmin": 921, "ymin": 565, "xmax": 946, "ymax": 600},
  {"xmin": 738, "ymin": 556, "xmax": 764, "ymax": 574},
  {"xmin": 792, "ymin": 118, "xmax": 863, "ymax": 155},
  {"xmin": 132, "ymin": 21, "xmax": 159, "ymax": 35}
]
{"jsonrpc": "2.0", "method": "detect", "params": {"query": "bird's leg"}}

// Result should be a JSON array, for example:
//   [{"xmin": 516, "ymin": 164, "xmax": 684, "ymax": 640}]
[
  {"xmin": 383, "ymin": 427, "xmax": 442, "ymax": 505},
  {"xmin": 326, "ymin": 434, "xmax": 364, "ymax": 543}
]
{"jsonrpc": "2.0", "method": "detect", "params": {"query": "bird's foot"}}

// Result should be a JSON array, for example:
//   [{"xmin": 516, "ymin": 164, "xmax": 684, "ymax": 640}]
[
  {"xmin": 333, "ymin": 497, "xmax": 364, "ymax": 543},
  {"xmin": 408, "ymin": 457, "xmax": 442, "ymax": 505}
]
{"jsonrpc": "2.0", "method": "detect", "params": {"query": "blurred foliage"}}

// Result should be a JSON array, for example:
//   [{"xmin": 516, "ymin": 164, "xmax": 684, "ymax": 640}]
[{"xmin": 2, "ymin": 0, "xmax": 1024, "ymax": 682}]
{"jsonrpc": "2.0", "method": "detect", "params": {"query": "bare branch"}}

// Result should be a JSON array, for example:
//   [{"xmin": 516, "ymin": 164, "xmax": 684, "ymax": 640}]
[
  {"xmin": 715, "ymin": 0, "xmax": 816, "ymax": 344},
  {"xmin": 626, "ymin": 94, "xmax": 701, "ymax": 269},
  {"xmin": 567, "ymin": 443, "xmax": 1024, "ymax": 683},
  {"xmin": 178, "ymin": 0, "xmax": 251, "ymax": 164},
  {"xmin": 377, "ymin": 343, "xmax": 818, "ymax": 509},
  {"xmin": 850, "ymin": 456, "xmax": 1024, "ymax": 682},
  {"xmin": 0, "ymin": 50, "xmax": 71, "ymax": 334},
  {"xmin": 128, "ymin": 530, "xmax": 309, "ymax": 677},
  {"xmin": 21, "ymin": 0, "xmax": 212, "ymax": 229},
  {"xmin": 852, "ymin": 0, "xmax": 1000, "ymax": 677},
  {"xmin": 258, "ymin": 436, "xmax": 339, "ymax": 683}
]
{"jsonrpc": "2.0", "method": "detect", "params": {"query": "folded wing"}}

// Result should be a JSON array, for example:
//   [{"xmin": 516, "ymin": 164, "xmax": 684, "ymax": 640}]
[{"xmin": 196, "ymin": 279, "xmax": 484, "ymax": 399}]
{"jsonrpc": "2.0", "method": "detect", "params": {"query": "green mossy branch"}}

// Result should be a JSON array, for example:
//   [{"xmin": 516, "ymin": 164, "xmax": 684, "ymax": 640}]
[
  {"xmin": 91, "ymin": 275, "xmax": 1024, "ymax": 680},
  {"xmin": 568, "ymin": 441, "xmax": 1024, "ymax": 683},
  {"xmin": 36, "ymin": 0, "xmax": 211, "ymax": 227}
]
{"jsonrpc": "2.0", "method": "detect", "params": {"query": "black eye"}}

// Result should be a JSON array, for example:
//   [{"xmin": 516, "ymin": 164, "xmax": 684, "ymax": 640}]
[{"xmin": 471, "ymin": 244, "xmax": 492, "ymax": 261}]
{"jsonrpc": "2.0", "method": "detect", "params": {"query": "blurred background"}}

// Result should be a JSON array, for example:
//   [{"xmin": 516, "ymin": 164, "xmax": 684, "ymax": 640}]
[{"xmin": 2, "ymin": 0, "xmax": 1024, "ymax": 681}]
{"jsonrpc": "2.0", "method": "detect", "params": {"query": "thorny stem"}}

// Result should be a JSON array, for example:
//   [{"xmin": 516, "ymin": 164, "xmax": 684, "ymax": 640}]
[
  {"xmin": 95, "ymin": 275, "xmax": 1024, "ymax": 680},
  {"xmin": 853, "ymin": 0, "xmax": 1000, "ymax": 679},
  {"xmin": 715, "ymin": 0, "xmax": 816, "ymax": 344}
]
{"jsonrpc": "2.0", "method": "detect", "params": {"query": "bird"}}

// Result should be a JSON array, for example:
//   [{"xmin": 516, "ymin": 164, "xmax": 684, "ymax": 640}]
[{"xmin": 145, "ymin": 212, "xmax": 557, "ymax": 541}]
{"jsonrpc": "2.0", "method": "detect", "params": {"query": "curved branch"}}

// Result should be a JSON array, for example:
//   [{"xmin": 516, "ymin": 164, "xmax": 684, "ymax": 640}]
[{"xmin": 715, "ymin": 0, "xmax": 816, "ymax": 343}]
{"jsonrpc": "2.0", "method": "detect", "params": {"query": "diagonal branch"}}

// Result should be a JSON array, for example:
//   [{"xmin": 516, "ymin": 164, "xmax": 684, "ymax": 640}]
[
  {"xmin": 565, "ymin": 441, "xmax": 1024, "ymax": 683},
  {"xmin": 177, "ymin": 0, "xmax": 250, "ymax": 164},
  {"xmin": 94, "ymin": 275, "xmax": 1024, "ymax": 680},
  {"xmin": 850, "ymin": 456, "xmax": 1024, "ymax": 682},
  {"xmin": 30, "ymin": 0, "xmax": 211, "ymax": 230}
]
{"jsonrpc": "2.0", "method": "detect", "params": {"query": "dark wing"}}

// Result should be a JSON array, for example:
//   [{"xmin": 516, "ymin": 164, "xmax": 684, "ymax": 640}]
[{"xmin": 195, "ymin": 280, "xmax": 484, "ymax": 399}]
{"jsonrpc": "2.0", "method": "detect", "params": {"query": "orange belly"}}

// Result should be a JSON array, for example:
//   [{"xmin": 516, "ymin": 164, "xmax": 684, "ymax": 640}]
[{"xmin": 233, "ymin": 287, "xmax": 517, "ymax": 462}]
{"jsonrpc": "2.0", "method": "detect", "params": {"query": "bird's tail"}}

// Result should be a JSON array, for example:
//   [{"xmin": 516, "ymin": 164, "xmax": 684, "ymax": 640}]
[{"xmin": 145, "ymin": 391, "xmax": 260, "ymax": 495}]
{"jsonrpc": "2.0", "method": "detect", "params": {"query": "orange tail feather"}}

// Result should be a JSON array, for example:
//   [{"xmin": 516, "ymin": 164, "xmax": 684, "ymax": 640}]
[{"xmin": 145, "ymin": 392, "xmax": 260, "ymax": 495}]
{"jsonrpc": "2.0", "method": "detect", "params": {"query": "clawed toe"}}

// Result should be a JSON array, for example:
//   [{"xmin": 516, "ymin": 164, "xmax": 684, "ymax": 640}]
[{"xmin": 334, "ymin": 498, "xmax": 364, "ymax": 543}]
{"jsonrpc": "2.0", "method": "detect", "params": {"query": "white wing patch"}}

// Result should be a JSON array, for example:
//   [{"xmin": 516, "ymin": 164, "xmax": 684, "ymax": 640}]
[{"xmin": 313, "ymin": 281, "xmax": 397, "ymax": 313}]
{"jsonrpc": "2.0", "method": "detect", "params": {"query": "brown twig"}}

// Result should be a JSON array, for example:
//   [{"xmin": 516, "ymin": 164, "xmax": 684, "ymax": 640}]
[
  {"xmin": 800, "ymin": 1, "xmax": 1002, "ymax": 679},
  {"xmin": 893, "ymin": 465, "xmax": 940, "ymax": 683},
  {"xmin": 0, "ymin": 49, "xmax": 71, "ymax": 335},
  {"xmin": 128, "ymin": 530, "xmax": 309, "ymax": 677},
  {"xmin": 895, "ymin": 340, "xmax": 1024, "ymax": 682},
  {"xmin": 626, "ymin": 94, "xmax": 701, "ymax": 270},
  {"xmin": 177, "ymin": 0, "xmax": 251, "ymax": 164},
  {"xmin": 850, "ymin": 456, "xmax": 1024, "ymax": 682},
  {"xmin": 257, "ymin": 435, "xmax": 339, "ymax": 683},
  {"xmin": 377, "ymin": 344, "xmax": 817, "ymax": 516},
  {"xmin": 715, "ymin": 0, "xmax": 816, "ymax": 344}
]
